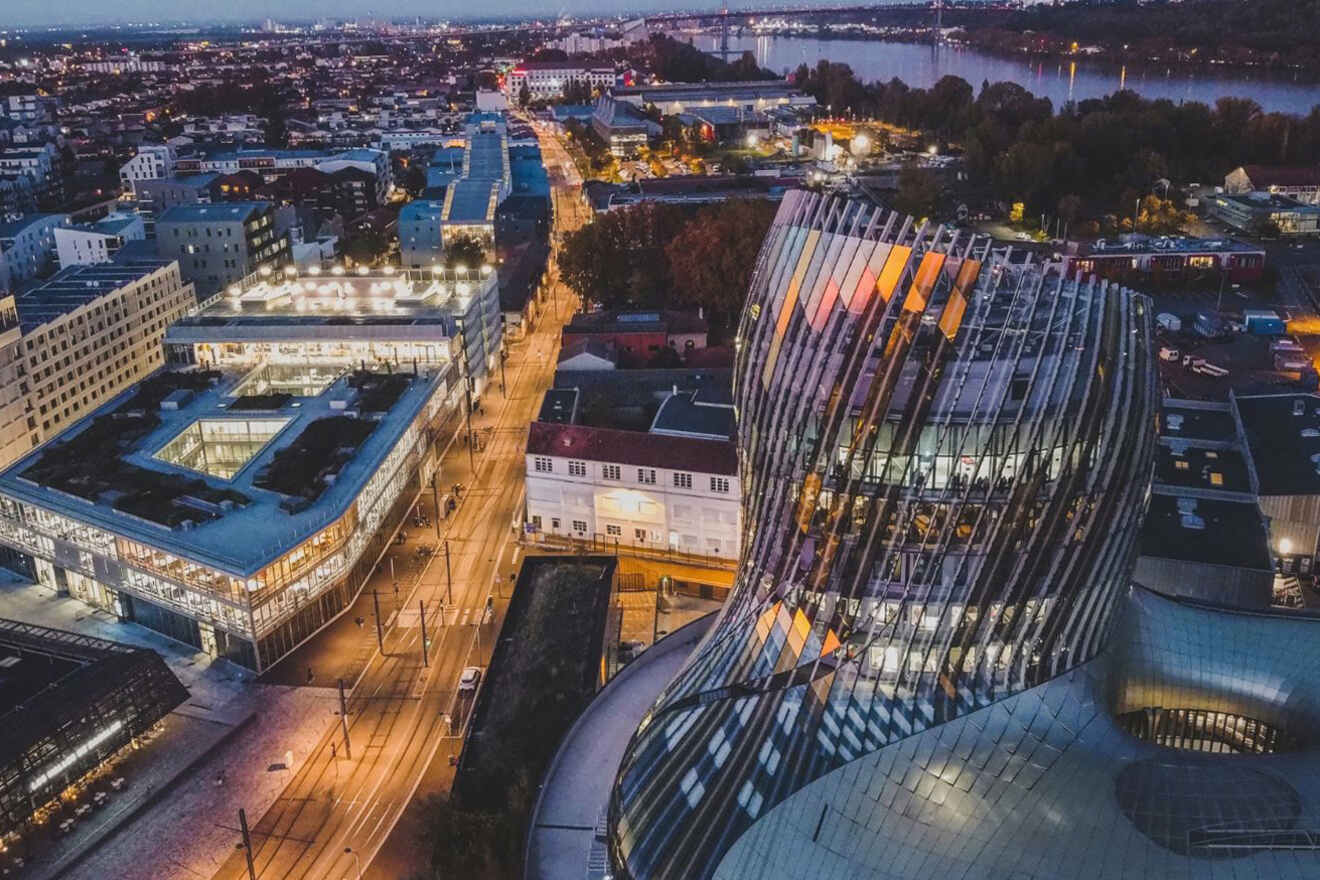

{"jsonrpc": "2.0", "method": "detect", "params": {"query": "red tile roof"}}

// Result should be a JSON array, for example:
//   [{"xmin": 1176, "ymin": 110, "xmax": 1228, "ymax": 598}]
[{"xmin": 527, "ymin": 421, "xmax": 737, "ymax": 476}]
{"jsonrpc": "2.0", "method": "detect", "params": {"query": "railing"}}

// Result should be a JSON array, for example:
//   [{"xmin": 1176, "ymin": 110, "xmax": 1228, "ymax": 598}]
[{"xmin": 526, "ymin": 532, "xmax": 738, "ymax": 571}]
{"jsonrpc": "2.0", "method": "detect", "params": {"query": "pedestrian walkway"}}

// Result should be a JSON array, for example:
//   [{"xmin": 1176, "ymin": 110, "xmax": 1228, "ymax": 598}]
[{"xmin": 524, "ymin": 614, "xmax": 715, "ymax": 880}]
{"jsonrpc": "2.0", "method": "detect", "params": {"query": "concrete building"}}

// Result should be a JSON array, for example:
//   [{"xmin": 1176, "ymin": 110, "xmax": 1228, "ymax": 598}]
[
  {"xmin": 0, "ymin": 95, "xmax": 42, "ymax": 123},
  {"xmin": 0, "ymin": 213, "xmax": 67, "ymax": 288},
  {"xmin": 0, "ymin": 259, "xmax": 194, "ymax": 469},
  {"xmin": 398, "ymin": 199, "xmax": 445, "ymax": 268},
  {"xmin": 609, "ymin": 80, "xmax": 816, "ymax": 117},
  {"xmin": 54, "ymin": 212, "xmax": 146, "ymax": 267},
  {"xmin": 506, "ymin": 62, "xmax": 616, "ymax": 104},
  {"xmin": 1208, "ymin": 191, "xmax": 1320, "ymax": 237},
  {"xmin": 1225, "ymin": 165, "xmax": 1320, "ymax": 204},
  {"xmin": 592, "ymin": 93, "xmax": 658, "ymax": 157},
  {"xmin": 0, "ymin": 361, "xmax": 461, "ymax": 672},
  {"xmin": 155, "ymin": 201, "xmax": 290, "ymax": 298}
]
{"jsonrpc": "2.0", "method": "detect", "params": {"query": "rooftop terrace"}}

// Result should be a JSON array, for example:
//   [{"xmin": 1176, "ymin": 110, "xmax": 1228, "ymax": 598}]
[{"xmin": 0, "ymin": 362, "xmax": 451, "ymax": 575}]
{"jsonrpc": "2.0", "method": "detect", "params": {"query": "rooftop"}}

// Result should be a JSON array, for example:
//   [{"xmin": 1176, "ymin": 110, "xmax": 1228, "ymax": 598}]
[
  {"xmin": 1216, "ymin": 192, "xmax": 1320, "ymax": 212},
  {"xmin": 1239, "ymin": 165, "xmax": 1320, "ymax": 188},
  {"xmin": 527, "ymin": 421, "xmax": 736, "ymax": 476},
  {"xmin": 564, "ymin": 309, "xmax": 708, "ymax": 336},
  {"xmin": 649, "ymin": 390, "xmax": 736, "ymax": 441},
  {"xmin": 444, "ymin": 178, "xmax": 500, "ymax": 224},
  {"xmin": 16, "ymin": 259, "xmax": 175, "ymax": 332},
  {"xmin": 1236, "ymin": 392, "xmax": 1320, "ymax": 495},
  {"xmin": 1088, "ymin": 235, "xmax": 1264, "ymax": 256},
  {"xmin": 0, "ymin": 364, "xmax": 451, "ymax": 576},
  {"xmin": 156, "ymin": 201, "xmax": 271, "ymax": 225},
  {"xmin": 1140, "ymin": 493, "xmax": 1272, "ymax": 571},
  {"xmin": 1160, "ymin": 403, "xmax": 1238, "ymax": 444},
  {"xmin": 1154, "ymin": 445, "xmax": 1251, "ymax": 495},
  {"xmin": 0, "ymin": 212, "xmax": 63, "ymax": 238}
]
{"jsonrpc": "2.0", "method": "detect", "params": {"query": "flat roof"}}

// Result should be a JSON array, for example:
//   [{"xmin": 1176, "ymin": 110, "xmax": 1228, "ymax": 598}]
[
  {"xmin": 0, "ymin": 366, "xmax": 451, "ymax": 576},
  {"xmin": 1160, "ymin": 404, "xmax": 1238, "ymax": 444},
  {"xmin": 1089, "ymin": 235, "xmax": 1263, "ymax": 256},
  {"xmin": 650, "ymin": 391, "xmax": 735, "ymax": 441},
  {"xmin": 0, "ymin": 212, "xmax": 63, "ymax": 238},
  {"xmin": 1235, "ymin": 392, "xmax": 1320, "ymax": 495},
  {"xmin": 16, "ymin": 260, "xmax": 173, "ymax": 332},
  {"xmin": 445, "ymin": 178, "xmax": 499, "ymax": 224},
  {"xmin": 1216, "ymin": 192, "xmax": 1320, "ymax": 211},
  {"xmin": 1154, "ymin": 446, "xmax": 1251, "ymax": 494},
  {"xmin": 156, "ymin": 201, "xmax": 270, "ymax": 224},
  {"xmin": 1140, "ymin": 493, "xmax": 1272, "ymax": 570}
]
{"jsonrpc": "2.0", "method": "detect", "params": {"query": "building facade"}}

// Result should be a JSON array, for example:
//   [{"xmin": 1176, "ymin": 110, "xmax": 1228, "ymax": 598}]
[
  {"xmin": 506, "ymin": 62, "xmax": 616, "ymax": 103},
  {"xmin": 608, "ymin": 190, "xmax": 1162, "ymax": 879},
  {"xmin": 1209, "ymin": 191, "xmax": 1320, "ymax": 237},
  {"xmin": 54, "ymin": 212, "xmax": 146, "ymax": 267},
  {"xmin": 0, "ymin": 213, "xmax": 67, "ymax": 287},
  {"xmin": 155, "ymin": 201, "xmax": 290, "ymax": 298}
]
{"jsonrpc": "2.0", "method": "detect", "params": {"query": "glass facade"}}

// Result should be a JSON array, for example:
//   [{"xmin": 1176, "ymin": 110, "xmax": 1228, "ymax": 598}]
[{"xmin": 608, "ymin": 191, "xmax": 1160, "ymax": 879}]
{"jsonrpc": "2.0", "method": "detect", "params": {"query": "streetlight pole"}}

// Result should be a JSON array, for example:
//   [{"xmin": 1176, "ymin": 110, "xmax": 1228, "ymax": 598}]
[
  {"xmin": 338, "ymin": 679, "xmax": 352, "ymax": 760},
  {"xmin": 420, "ymin": 600, "xmax": 429, "ymax": 667},
  {"xmin": 444, "ymin": 539, "xmax": 453, "ymax": 606},
  {"xmin": 238, "ymin": 808, "xmax": 257, "ymax": 880},
  {"xmin": 372, "ymin": 590, "xmax": 384, "ymax": 653},
  {"xmin": 431, "ymin": 473, "xmax": 442, "ymax": 538},
  {"xmin": 345, "ymin": 847, "xmax": 362, "ymax": 880}
]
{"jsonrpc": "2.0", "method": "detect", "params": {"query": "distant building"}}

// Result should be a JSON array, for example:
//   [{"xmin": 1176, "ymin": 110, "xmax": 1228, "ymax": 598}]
[
  {"xmin": 591, "ymin": 93, "xmax": 658, "ymax": 157},
  {"xmin": 1209, "ymin": 191, "xmax": 1320, "ymax": 237},
  {"xmin": 0, "ymin": 213, "xmax": 67, "ymax": 287},
  {"xmin": 609, "ymin": 80, "xmax": 816, "ymax": 117},
  {"xmin": 119, "ymin": 144, "xmax": 177, "ymax": 194},
  {"xmin": 54, "ymin": 212, "xmax": 146, "ymax": 267},
  {"xmin": 0, "ymin": 95, "xmax": 43, "ymax": 123},
  {"xmin": 155, "ymin": 202, "xmax": 290, "ymax": 298},
  {"xmin": 1068, "ymin": 235, "xmax": 1266, "ymax": 284},
  {"xmin": 1225, "ymin": 165, "xmax": 1320, "ymax": 204},
  {"xmin": 506, "ymin": 62, "xmax": 616, "ymax": 104},
  {"xmin": 398, "ymin": 199, "xmax": 445, "ymax": 268}
]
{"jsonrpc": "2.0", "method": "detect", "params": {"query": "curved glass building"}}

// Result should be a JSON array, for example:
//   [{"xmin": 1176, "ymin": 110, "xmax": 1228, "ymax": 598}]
[{"xmin": 609, "ymin": 189, "xmax": 1174, "ymax": 878}]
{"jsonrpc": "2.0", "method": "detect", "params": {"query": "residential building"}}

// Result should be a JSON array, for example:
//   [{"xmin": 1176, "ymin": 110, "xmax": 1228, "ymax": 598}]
[
  {"xmin": 398, "ymin": 199, "xmax": 445, "ymax": 268},
  {"xmin": 5, "ymin": 259, "xmax": 194, "ymax": 464},
  {"xmin": 1067, "ymin": 234, "xmax": 1267, "ymax": 284},
  {"xmin": 119, "ymin": 144, "xmax": 177, "ymax": 194},
  {"xmin": 132, "ymin": 173, "xmax": 223, "ymax": 225},
  {"xmin": 0, "ymin": 213, "xmax": 67, "ymax": 287},
  {"xmin": 0, "ymin": 95, "xmax": 42, "ymax": 123},
  {"xmin": 1225, "ymin": 164, "xmax": 1320, "ymax": 204},
  {"xmin": 155, "ymin": 201, "xmax": 290, "ymax": 298},
  {"xmin": 54, "ymin": 212, "xmax": 146, "ymax": 267},
  {"xmin": 525, "ymin": 369, "xmax": 740, "ymax": 562},
  {"xmin": 506, "ymin": 62, "xmax": 616, "ymax": 104},
  {"xmin": 562, "ymin": 309, "xmax": 708, "ymax": 362},
  {"xmin": 1208, "ymin": 191, "xmax": 1320, "ymax": 236}
]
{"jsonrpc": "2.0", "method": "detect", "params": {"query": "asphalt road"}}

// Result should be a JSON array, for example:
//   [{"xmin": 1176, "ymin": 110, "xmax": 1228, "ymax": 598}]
[{"xmin": 209, "ymin": 127, "xmax": 586, "ymax": 880}]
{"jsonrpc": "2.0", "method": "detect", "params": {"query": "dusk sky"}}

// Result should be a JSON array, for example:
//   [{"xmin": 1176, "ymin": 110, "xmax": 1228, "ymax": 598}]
[{"xmin": 5, "ymin": 0, "xmax": 884, "ymax": 28}]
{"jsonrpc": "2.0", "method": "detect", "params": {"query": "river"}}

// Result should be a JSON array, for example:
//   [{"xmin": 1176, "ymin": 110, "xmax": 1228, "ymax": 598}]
[{"xmin": 685, "ymin": 34, "xmax": 1320, "ymax": 116}]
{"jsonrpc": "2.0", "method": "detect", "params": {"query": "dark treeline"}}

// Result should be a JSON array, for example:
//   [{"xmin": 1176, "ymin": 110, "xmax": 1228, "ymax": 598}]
[
  {"xmin": 969, "ymin": 0, "xmax": 1320, "ymax": 72},
  {"xmin": 794, "ymin": 61, "xmax": 1320, "ymax": 226}
]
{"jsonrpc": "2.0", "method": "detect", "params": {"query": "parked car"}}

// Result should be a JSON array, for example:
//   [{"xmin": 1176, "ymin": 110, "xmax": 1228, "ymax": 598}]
[{"xmin": 459, "ymin": 666, "xmax": 482, "ymax": 692}]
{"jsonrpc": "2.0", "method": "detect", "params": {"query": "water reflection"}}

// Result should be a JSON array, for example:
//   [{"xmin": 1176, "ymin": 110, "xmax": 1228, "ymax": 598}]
[{"xmin": 689, "ymin": 34, "xmax": 1318, "ymax": 114}]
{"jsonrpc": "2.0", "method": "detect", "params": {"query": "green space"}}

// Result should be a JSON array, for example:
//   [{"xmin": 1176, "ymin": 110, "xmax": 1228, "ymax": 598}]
[{"xmin": 416, "ymin": 558, "xmax": 614, "ymax": 880}]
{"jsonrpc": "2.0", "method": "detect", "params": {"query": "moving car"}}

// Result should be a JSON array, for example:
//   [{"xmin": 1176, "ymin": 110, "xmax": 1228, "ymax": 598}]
[{"xmin": 458, "ymin": 666, "xmax": 482, "ymax": 692}]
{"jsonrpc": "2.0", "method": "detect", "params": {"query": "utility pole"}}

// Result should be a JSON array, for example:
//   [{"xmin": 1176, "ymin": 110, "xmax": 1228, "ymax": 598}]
[
  {"xmin": 719, "ymin": 0, "xmax": 730, "ymax": 60},
  {"xmin": 372, "ymin": 590, "xmax": 384, "ymax": 652},
  {"xmin": 431, "ymin": 473, "xmax": 442, "ymax": 539},
  {"xmin": 420, "ymin": 600, "xmax": 429, "ymax": 667},
  {"xmin": 338, "ymin": 679, "xmax": 352, "ymax": 760},
  {"xmin": 444, "ymin": 539, "xmax": 453, "ymax": 605},
  {"xmin": 239, "ymin": 808, "xmax": 257, "ymax": 880}
]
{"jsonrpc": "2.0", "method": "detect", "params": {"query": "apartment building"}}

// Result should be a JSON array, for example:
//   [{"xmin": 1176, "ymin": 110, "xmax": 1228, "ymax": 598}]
[
  {"xmin": 0, "ymin": 213, "xmax": 67, "ymax": 288},
  {"xmin": 155, "ymin": 201, "xmax": 290, "ymax": 298},
  {"xmin": 119, "ymin": 144, "xmax": 176, "ymax": 194},
  {"xmin": 54, "ymin": 212, "xmax": 146, "ymax": 267},
  {"xmin": 0, "ymin": 259, "xmax": 194, "ymax": 469}
]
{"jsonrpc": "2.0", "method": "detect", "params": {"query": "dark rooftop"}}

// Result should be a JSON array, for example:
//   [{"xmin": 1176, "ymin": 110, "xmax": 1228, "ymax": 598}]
[
  {"xmin": 1154, "ymin": 446, "xmax": 1252, "ymax": 495},
  {"xmin": 650, "ymin": 390, "xmax": 735, "ymax": 441},
  {"xmin": 1160, "ymin": 404, "xmax": 1238, "ymax": 445},
  {"xmin": 1235, "ymin": 393, "xmax": 1320, "ymax": 495},
  {"xmin": 527, "ymin": 422, "xmax": 736, "ymax": 476},
  {"xmin": 1139, "ymin": 493, "xmax": 1272, "ymax": 571}
]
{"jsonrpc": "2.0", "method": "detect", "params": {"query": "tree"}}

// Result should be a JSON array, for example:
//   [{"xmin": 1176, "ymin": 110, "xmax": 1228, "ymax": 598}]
[
  {"xmin": 444, "ymin": 234, "xmax": 488, "ymax": 269},
  {"xmin": 892, "ymin": 165, "xmax": 942, "ymax": 220},
  {"xmin": 517, "ymin": 83, "xmax": 531, "ymax": 107},
  {"xmin": 402, "ymin": 164, "xmax": 427, "ymax": 198},
  {"xmin": 344, "ymin": 229, "xmax": 385, "ymax": 266}
]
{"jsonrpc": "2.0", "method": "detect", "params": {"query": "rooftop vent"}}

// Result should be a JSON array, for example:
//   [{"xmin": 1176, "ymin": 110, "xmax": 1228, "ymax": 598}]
[{"xmin": 1295, "ymin": 399, "xmax": 1306, "ymax": 416}]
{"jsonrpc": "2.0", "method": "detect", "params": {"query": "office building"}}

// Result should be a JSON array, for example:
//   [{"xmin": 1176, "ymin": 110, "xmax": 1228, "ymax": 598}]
[
  {"xmin": 1208, "ymin": 191, "xmax": 1320, "ymax": 237},
  {"xmin": 506, "ymin": 62, "xmax": 616, "ymax": 104},
  {"xmin": 155, "ymin": 202, "xmax": 290, "ymax": 298},
  {"xmin": 1068, "ymin": 235, "xmax": 1266, "ymax": 284},
  {"xmin": 607, "ymin": 190, "xmax": 1195, "ymax": 879},
  {"xmin": 54, "ymin": 213, "xmax": 146, "ymax": 267}
]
